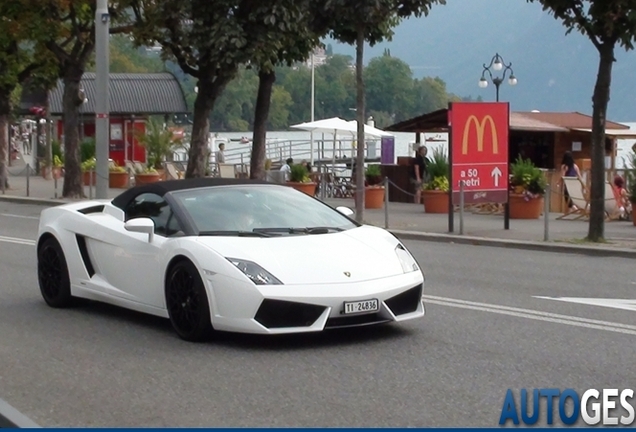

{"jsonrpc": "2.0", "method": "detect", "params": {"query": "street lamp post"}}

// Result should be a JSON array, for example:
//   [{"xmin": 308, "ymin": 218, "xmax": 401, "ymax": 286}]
[
  {"xmin": 478, "ymin": 53, "xmax": 517, "ymax": 230},
  {"xmin": 310, "ymin": 51, "xmax": 315, "ymax": 165},
  {"xmin": 95, "ymin": 0, "xmax": 110, "ymax": 199},
  {"xmin": 478, "ymin": 53, "xmax": 517, "ymax": 103}
]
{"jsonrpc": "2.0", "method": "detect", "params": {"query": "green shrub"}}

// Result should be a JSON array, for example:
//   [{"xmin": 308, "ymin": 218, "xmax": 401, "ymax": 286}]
[
  {"xmin": 423, "ymin": 147, "xmax": 449, "ymax": 192},
  {"xmin": 510, "ymin": 157, "xmax": 546, "ymax": 196},
  {"xmin": 289, "ymin": 163, "xmax": 309, "ymax": 183}
]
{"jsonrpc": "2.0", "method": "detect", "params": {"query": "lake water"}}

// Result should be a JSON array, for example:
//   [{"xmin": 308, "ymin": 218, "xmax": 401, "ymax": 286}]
[{"xmin": 206, "ymin": 124, "xmax": 636, "ymax": 169}]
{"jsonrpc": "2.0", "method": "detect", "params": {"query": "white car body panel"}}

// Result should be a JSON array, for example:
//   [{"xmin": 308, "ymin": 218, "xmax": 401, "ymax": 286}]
[{"xmin": 37, "ymin": 186, "xmax": 425, "ymax": 335}]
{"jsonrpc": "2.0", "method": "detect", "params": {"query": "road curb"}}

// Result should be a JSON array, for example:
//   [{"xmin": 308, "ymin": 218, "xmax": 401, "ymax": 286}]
[
  {"xmin": 390, "ymin": 229, "xmax": 636, "ymax": 259},
  {"xmin": 0, "ymin": 195, "xmax": 67, "ymax": 206}
]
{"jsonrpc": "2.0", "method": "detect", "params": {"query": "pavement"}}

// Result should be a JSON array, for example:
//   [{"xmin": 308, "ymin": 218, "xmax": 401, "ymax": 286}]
[
  {"xmin": 0, "ymin": 205, "xmax": 634, "ymax": 427},
  {"xmin": 3, "ymin": 174, "xmax": 636, "ymax": 258}
]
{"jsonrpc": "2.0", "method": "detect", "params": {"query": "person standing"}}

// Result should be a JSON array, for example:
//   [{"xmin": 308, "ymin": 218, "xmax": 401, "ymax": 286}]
[
  {"xmin": 411, "ymin": 145, "xmax": 429, "ymax": 204},
  {"xmin": 215, "ymin": 143, "xmax": 226, "ymax": 164}
]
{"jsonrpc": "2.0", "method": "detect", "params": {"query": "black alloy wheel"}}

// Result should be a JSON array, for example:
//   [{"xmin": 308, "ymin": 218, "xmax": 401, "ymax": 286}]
[
  {"xmin": 165, "ymin": 260, "xmax": 213, "ymax": 342},
  {"xmin": 37, "ymin": 237, "xmax": 73, "ymax": 307}
]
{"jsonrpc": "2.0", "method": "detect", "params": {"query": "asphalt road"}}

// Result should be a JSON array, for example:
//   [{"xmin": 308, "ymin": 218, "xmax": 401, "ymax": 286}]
[{"xmin": 0, "ymin": 201, "xmax": 635, "ymax": 427}]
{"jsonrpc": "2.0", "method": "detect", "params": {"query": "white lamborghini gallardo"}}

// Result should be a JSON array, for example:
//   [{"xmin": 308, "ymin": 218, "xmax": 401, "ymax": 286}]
[{"xmin": 36, "ymin": 178, "xmax": 425, "ymax": 341}]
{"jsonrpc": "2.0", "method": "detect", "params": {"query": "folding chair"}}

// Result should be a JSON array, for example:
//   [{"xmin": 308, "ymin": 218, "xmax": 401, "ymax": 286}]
[{"xmin": 557, "ymin": 177, "xmax": 589, "ymax": 220}]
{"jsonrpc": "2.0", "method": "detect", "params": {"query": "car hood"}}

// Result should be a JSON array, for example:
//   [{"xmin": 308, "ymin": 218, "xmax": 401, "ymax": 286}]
[{"xmin": 195, "ymin": 225, "xmax": 406, "ymax": 284}]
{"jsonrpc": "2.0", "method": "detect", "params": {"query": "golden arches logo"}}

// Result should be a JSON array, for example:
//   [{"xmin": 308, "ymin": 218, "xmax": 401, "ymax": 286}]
[{"xmin": 462, "ymin": 115, "xmax": 498, "ymax": 155}]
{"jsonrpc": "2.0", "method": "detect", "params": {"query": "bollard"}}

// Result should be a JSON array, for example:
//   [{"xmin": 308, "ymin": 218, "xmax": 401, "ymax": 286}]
[
  {"xmin": 26, "ymin": 164, "xmax": 30, "ymax": 197},
  {"xmin": 459, "ymin": 180, "xmax": 465, "ymax": 235},
  {"xmin": 54, "ymin": 175, "xmax": 58, "ymax": 199},
  {"xmin": 89, "ymin": 169, "xmax": 93, "ymax": 200},
  {"xmin": 544, "ymin": 184, "xmax": 550, "ymax": 241},
  {"xmin": 1, "ymin": 169, "xmax": 5, "ymax": 195},
  {"xmin": 384, "ymin": 176, "xmax": 389, "ymax": 229}
]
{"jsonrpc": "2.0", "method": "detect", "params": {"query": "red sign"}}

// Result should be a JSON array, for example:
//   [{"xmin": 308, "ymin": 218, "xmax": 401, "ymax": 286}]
[{"xmin": 450, "ymin": 102, "xmax": 509, "ymax": 204}]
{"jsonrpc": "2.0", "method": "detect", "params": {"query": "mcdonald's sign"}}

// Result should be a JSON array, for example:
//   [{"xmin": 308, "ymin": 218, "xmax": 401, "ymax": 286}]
[
  {"xmin": 462, "ymin": 115, "xmax": 498, "ymax": 155},
  {"xmin": 450, "ymin": 102, "xmax": 509, "ymax": 204}
]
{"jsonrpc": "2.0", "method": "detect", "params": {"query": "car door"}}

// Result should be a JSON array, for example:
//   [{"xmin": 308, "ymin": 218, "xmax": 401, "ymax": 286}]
[{"xmin": 90, "ymin": 192, "xmax": 183, "ymax": 308}]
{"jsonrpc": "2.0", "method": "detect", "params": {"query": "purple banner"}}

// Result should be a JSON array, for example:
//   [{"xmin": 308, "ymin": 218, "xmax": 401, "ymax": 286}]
[{"xmin": 381, "ymin": 137, "xmax": 395, "ymax": 165}]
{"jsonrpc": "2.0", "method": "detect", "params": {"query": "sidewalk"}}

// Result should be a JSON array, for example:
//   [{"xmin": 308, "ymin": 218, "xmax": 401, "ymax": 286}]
[{"xmin": 3, "ymin": 175, "xmax": 636, "ymax": 256}]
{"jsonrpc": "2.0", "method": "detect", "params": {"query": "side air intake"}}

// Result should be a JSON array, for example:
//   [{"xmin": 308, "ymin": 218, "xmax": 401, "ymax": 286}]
[{"xmin": 75, "ymin": 235, "xmax": 95, "ymax": 277}]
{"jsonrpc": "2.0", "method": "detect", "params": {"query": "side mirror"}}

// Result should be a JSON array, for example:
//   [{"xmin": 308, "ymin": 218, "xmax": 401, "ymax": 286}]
[
  {"xmin": 335, "ymin": 206, "xmax": 354, "ymax": 217},
  {"xmin": 124, "ymin": 217, "xmax": 155, "ymax": 242}
]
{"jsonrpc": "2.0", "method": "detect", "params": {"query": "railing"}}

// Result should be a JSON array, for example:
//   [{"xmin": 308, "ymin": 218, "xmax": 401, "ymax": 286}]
[
  {"xmin": 219, "ymin": 137, "xmax": 380, "ymax": 166},
  {"xmin": 0, "ymin": 397, "xmax": 40, "ymax": 428}
]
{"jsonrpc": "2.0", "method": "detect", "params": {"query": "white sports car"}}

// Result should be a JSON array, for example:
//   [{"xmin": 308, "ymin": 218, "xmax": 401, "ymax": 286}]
[{"xmin": 36, "ymin": 178, "xmax": 425, "ymax": 341}]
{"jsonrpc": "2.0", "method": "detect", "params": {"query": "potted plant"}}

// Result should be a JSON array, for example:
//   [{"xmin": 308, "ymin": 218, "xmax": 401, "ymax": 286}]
[
  {"xmin": 42, "ymin": 155, "xmax": 64, "ymax": 179},
  {"xmin": 109, "ymin": 162, "xmax": 129, "ymax": 188},
  {"xmin": 422, "ymin": 148, "xmax": 450, "ymax": 213},
  {"xmin": 81, "ymin": 157, "xmax": 96, "ymax": 186},
  {"xmin": 287, "ymin": 163, "xmax": 316, "ymax": 195},
  {"xmin": 364, "ymin": 164, "xmax": 385, "ymax": 209},
  {"xmin": 136, "ymin": 118, "xmax": 181, "ymax": 180},
  {"xmin": 134, "ymin": 164, "xmax": 161, "ymax": 185},
  {"xmin": 509, "ymin": 157, "xmax": 547, "ymax": 219}
]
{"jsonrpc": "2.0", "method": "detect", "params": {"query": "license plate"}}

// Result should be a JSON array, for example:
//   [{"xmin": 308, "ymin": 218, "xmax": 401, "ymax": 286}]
[{"xmin": 343, "ymin": 299, "xmax": 379, "ymax": 315}]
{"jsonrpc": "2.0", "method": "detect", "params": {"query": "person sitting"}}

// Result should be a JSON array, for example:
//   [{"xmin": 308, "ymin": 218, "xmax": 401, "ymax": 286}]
[{"xmin": 613, "ymin": 175, "xmax": 632, "ymax": 220}]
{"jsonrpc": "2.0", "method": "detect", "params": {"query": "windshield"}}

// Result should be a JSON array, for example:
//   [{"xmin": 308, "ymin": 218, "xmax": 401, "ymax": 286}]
[{"xmin": 170, "ymin": 185, "xmax": 358, "ymax": 235}]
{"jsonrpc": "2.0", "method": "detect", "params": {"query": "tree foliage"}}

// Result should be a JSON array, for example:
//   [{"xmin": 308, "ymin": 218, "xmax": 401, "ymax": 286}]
[
  {"xmin": 34, "ymin": 0, "xmax": 132, "ymax": 198},
  {"xmin": 0, "ymin": 0, "xmax": 58, "ymax": 187},
  {"xmin": 528, "ymin": 0, "xmax": 636, "ymax": 241},
  {"xmin": 312, "ymin": 0, "xmax": 446, "ymax": 221}
]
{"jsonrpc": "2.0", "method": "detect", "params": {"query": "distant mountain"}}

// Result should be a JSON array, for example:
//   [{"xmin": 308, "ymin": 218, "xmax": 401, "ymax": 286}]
[{"xmin": 326, "ymin": 0, "xmax": 636, "ymax": 122}]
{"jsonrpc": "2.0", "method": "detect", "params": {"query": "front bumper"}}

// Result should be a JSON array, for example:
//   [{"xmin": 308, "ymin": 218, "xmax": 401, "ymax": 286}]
[{"xmin": 208, "ymin": 271, "xmax": 425, "ymax": 334}]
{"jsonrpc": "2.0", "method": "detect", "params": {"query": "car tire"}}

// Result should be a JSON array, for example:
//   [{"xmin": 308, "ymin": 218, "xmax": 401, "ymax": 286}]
[
  {"xmin": 165, "ymin": 260, "xmax": 213, "ymax": 342},
  {"xmin": 37, "ymin": 237, "xmax": 74, "ymax": 308}
]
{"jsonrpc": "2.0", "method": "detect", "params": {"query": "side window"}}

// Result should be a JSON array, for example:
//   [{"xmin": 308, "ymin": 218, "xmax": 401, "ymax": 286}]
[{"xmin": 124, "ymin": 193, "xmax": 182, "ymax": 237}]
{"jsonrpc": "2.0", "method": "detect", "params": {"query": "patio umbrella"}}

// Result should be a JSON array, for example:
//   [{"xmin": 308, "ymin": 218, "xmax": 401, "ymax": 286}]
[
  {"xmin": 346, "ymin": 120, "xmax": 393, "ymax": 138},
  {"xmin": 290, "ymin": 117, "xmax": 357, "ymax": 135},
  {"xmin": 290, "ymin": 117, "xmax": 359, "ymax": 165}
]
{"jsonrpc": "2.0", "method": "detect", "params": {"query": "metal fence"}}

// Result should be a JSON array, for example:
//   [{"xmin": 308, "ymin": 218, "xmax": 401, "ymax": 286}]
[{"xmin": 0, "ymin": 398, "xmax": 40, "ymax": 428}]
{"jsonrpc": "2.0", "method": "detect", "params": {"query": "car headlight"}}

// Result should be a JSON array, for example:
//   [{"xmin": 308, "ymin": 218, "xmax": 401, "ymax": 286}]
[
  {"xmin": 226, "ymin": 258, "xmax": 283, "ymax": 285},
  {"xmin": 395, "ymin": 244, "xmax": 419, "ymax": 273}
]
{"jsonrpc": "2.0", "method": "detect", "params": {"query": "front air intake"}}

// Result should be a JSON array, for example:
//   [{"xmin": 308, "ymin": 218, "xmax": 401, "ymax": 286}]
[
  {"xmin": 385, "ymin": 285, "xmax": 422, "ymax": 316},
  {"xmin": 254, "ymin": 299, "xmax": 326, "ymax": 329}
]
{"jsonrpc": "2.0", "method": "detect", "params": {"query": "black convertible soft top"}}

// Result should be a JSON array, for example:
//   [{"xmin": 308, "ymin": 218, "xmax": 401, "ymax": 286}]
[{"xmin": 111, "ymin": 177, "xmax": 272, "ymax": 210}]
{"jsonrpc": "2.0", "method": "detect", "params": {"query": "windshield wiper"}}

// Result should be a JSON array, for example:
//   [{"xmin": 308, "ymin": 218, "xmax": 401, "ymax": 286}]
[
  {"xmin": 253, "ymin": 226, "xmax": 344, "ymax": 235},
  {"xmin": 199, "ymin": 230, "xmax": 273, "ymax": 237}
]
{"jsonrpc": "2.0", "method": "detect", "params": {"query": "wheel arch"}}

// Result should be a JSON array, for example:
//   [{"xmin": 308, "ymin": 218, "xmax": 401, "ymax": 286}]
[{"xmin": 37, "ymin": 232, "xmax": 60, "ymax": 252}]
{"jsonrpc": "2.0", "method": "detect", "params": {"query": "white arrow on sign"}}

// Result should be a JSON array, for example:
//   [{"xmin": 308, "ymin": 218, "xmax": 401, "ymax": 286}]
[
  {"xmin": 534, "ymin": 296, "xmax": 636, "ymax": 312},
  {"xmin": 491, "ymin": 166, "xmax": 502, "ymax": 187}
]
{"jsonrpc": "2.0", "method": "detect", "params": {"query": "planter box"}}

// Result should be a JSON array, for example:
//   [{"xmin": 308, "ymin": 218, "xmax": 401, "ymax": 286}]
[
  {"xmin": 422, "ymin": 190, "xmax": 449, "ymax": 213},
  {"xmin": 83, "ymin": 171, "xmax": 96, "ymax": 186},
  {"xmin": 287, "ymin": 181, "xmax": 316, "ymax": 196},
  {"xmin": 509, "ymin": 193, "xmax": 544, "ymax": 219},
  {"xmin": 365, "ymin": 186, "xmax": 385, "ymax": 209},
  {"xmin": 109, "ymin": 171, "xmax": 129, "ymax": 188},
  {"xmin": 135, "ymin": 173, "xmax": 161, "ymax": 185}
]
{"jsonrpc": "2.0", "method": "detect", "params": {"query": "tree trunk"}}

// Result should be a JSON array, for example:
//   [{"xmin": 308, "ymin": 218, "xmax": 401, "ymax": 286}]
[
  {"xmin": 61, "ymin": 68, "xmax": 85, "ymax": 198},
  {"xmin": 354, "ymin": 25, "xmax": 366, "ymax": 223},
  {"xmin": 185, "ymin": 77, "xmax": 228, "ymax": 178},
  {"xmin": 250, "ymin": 69, "xmax": 275, "ymax": 180},
  {"xmin": 0, "ymin": 90, "xmax": 11, "ymax": 190},
  {"xmin": 587, "ymin": 42, "xmax": 615, "ymax": 242}
]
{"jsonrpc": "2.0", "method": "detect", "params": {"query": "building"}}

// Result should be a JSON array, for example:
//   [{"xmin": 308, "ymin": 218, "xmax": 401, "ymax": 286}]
[{"xmin": 20, "ymin": 72, "xmax": 189, "ymax": 166}]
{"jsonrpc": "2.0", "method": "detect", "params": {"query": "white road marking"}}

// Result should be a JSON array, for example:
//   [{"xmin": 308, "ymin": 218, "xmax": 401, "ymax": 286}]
[
  {"xmin": 0, "ymin": 235, "xmax": 36, "ymax": 246},
  {"xmin": 534, "ymin": 296, "xmax": 636, "ymax": 312},
  {"xmin": 421, "ymin": 294, "xmax": 636, "ymax": 336},
  {"xmin": 0, "ymin": 213, "xmax": 39, "ymax": 220}
]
